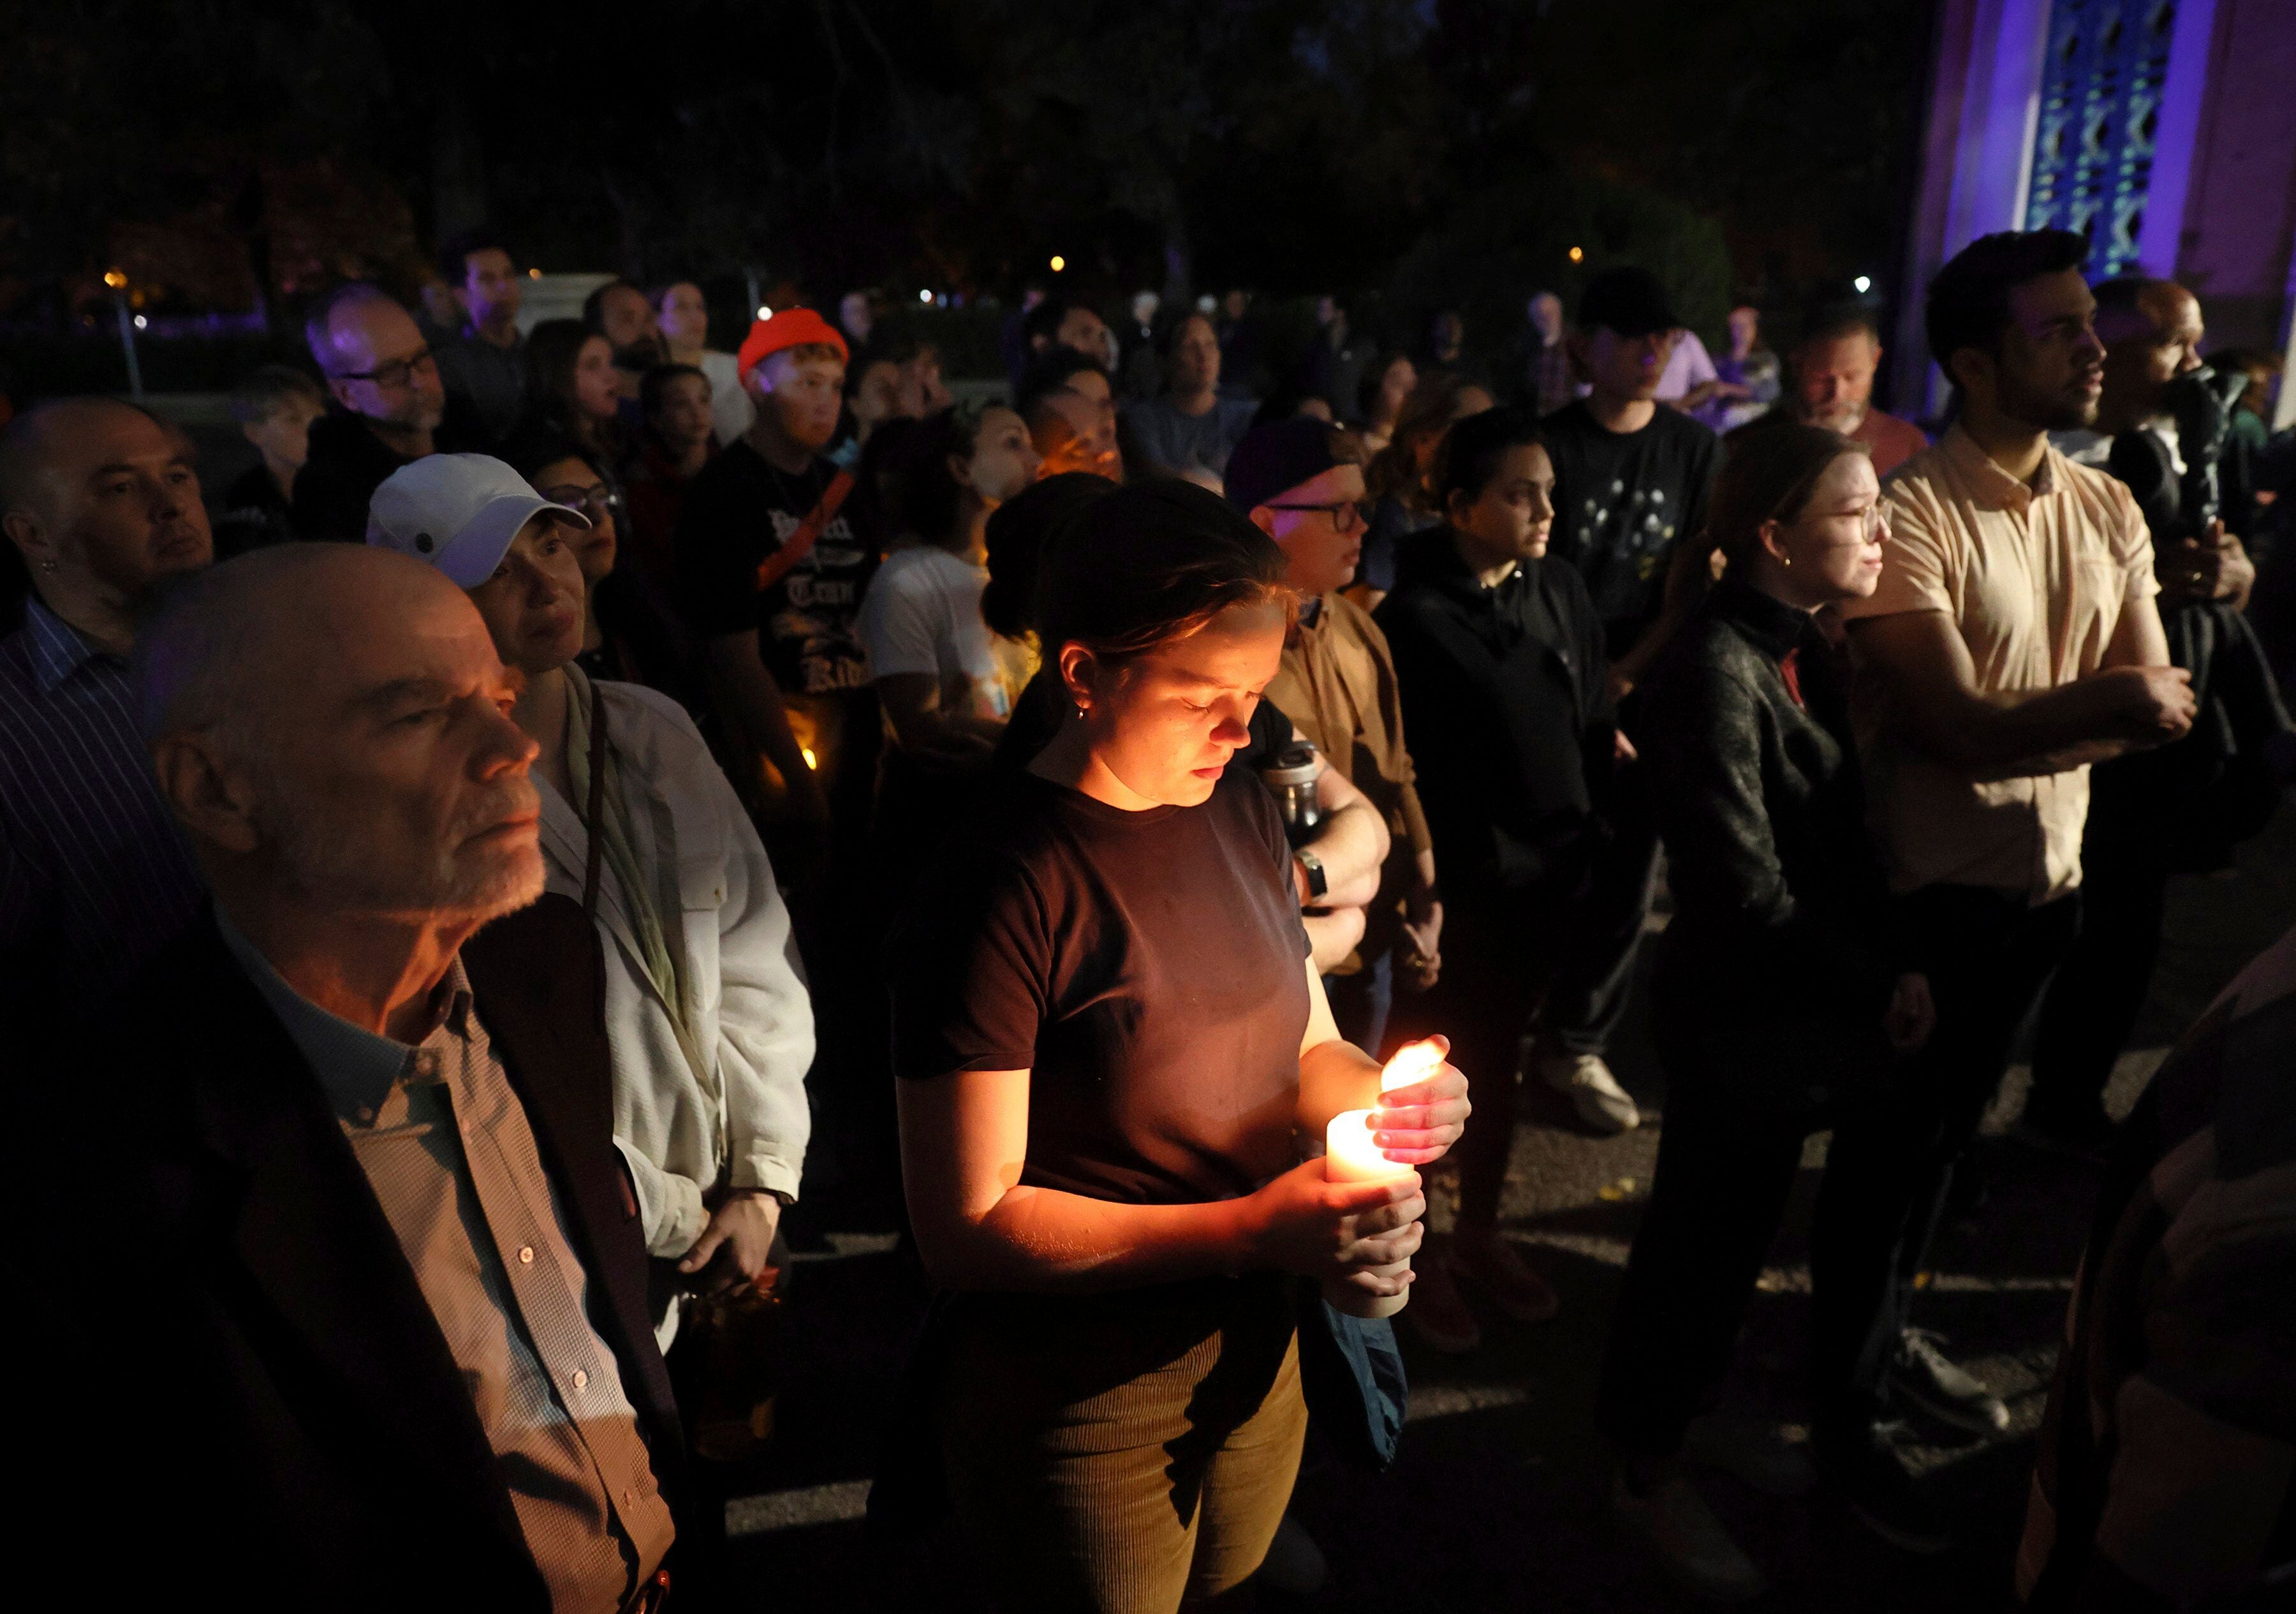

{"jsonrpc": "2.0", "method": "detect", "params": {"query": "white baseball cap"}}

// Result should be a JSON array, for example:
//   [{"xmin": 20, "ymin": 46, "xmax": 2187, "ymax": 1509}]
[{"xmin": 364, "ymin": 454, "xmax": 591, "ymax": 588}]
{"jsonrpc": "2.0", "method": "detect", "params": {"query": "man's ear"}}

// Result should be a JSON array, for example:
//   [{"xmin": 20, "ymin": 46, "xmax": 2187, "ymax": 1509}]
[
  {"xmin": 1946, "ymin": 346, "xmax": 1991, "ymax": 403},
  {"xmin": 2, "ymin": 508, "xmax": 55, "ymax": 577},
  {"xmin": 326, "ymin": 376, "xmax": 360, "ymax": 413},
  {"xmin": 1248, "ymin": 505, "xmax": 1279, "ymax": 539},
  {"xmin": 149, "ymin": 734, "xmax": 261, "ymax": 856}
]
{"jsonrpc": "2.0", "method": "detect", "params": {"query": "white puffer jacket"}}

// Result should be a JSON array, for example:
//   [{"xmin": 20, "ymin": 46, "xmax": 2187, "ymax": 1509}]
[{"xmin": 536, "ymin": 675, "xmax": 814, "ymax": 1257}]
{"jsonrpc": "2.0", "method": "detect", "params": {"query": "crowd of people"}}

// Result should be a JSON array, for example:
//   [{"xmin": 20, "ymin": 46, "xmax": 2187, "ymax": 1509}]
[{"xmin": 4, "ymin": 221, "xmax": 2295, "ymax": 1613}]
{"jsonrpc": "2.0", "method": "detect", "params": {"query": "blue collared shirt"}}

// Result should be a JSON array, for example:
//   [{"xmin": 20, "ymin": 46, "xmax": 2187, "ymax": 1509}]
[{"xmin": 0, "ymin": 598, "xmax": 203, "ymax": 1016}]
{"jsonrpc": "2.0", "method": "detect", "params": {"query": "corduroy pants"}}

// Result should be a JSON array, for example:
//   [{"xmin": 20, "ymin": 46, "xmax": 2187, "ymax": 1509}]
[{"xmin": 937, "ymin": 1274, "xmax": 1307, "ymax": 1613}]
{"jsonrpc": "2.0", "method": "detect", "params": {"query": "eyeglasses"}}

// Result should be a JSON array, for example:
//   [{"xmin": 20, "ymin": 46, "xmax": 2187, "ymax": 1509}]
[
  {"xmin": 1807, "ymin": 503, "xmax": 1889, "ymax": 544},
  {"xmin": 330, "ymin": 347, "xmax": 438, "ymax": 389},
  {"xmin": 1263, "ymin": 499, "xmax": 1372, "ymax": 535},
  {"xmin": 539, "ymin": 483, "xmax": 624, "ymax": 522}
]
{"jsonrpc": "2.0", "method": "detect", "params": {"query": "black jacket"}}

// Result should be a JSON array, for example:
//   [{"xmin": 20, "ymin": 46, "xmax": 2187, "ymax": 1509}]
[
  {"xmin": 19, "ymin": 898, "xmax": 686, "ymax": 1610},
  {"xmin": 1376, "ymin": 531, "xmax": 1615, "ymax": 902},
  {"xmin": 1640, "ymin": 575, "xmax": 1904, "ymax": 1114},
  {"xmin": 2096, "ymin": 428, "xmax": 2292, "ymax": 866},
  {"xmin": 289, "ymin": 408, "xmax": 485, "ymax": 544}
]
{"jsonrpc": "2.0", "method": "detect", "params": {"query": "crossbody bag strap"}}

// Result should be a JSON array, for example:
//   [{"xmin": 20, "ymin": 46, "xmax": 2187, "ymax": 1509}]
[
  {"xmin": 752, "ymin": 468, "xmax": 857, "ymax": 595},
  {"xmin": 581, "ymin": 677, "xmax": 609, "ymax": 922}
]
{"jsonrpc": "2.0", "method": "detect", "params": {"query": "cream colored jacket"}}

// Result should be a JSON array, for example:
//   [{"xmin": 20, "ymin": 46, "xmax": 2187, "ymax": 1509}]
[{"xmin": 536, "ymin": 677, "xmax": 814, "ymax": 1257}]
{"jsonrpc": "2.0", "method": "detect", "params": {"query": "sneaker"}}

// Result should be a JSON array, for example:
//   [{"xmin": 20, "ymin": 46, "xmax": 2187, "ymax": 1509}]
[
  {"xmin": 1402, "ymin": 1248, "xmax": 1482, "ymax": 1354},
  {"xmin": 2010, "ymin": 1103, "xmax": 2116, "ymax": 1163},
  {"xmin": 1682, "ymin": 1409, "xmax": 1817, "ymax": 1498},
  {"xmin": 1814, "ymin": 1420, "xmax": 1951, "ymax": 1555},
  {"xmin": 1256, "ymin": 1511, "xmax": 1328, "ymax": 1595},
  {"xmin": 1450, "ymin": 1228, "xmax": 1561, "ymax": 1322},
  {"xmin": 1889, "ymin": 1329, "xmax": 2009, "ymax": 1433},
  {"xmin": 1612, "ymin": 1466, "xmax": 1768, "ymax": 1604},
  {"xmin": 1541, "ymin": 1050, "xmax": 1640, "ymax": 1134}
]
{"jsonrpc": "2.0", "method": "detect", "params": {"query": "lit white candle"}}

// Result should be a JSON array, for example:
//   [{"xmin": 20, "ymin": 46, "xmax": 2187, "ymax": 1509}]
[
  {"xmin": 1325, "ymin": 1109, "xmax": 1414, "ymax": 1184},
  {"xmin": 1324, "ymin": 1108, "xmax": 1414, "ymax": 1319},
  {"xmin": 1378, "ymin": 1037, "xmax": 1445, "ymax": 1094}
]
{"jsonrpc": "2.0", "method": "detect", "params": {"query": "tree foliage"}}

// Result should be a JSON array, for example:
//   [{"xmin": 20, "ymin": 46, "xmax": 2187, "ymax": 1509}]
[{"xmin": 0, "ymin": 0, "xmax": 1931, "ymax": 344}]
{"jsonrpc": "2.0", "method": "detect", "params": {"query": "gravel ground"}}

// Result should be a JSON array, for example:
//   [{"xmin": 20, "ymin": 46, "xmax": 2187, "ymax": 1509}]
[{"xmin": 723, "ymin": 797, "xmax": 2296, "ymax": 1611}]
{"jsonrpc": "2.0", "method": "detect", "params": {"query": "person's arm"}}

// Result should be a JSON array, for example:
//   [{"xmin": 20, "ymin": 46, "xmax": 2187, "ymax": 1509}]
[
  {"xmin": 876, "ymin": 672, "xmax": 1002, "ymax": 757},
  {"xmin": 675, "ymin": 749, "xmax": 818, "ymax": 1287},
  {"xmin": 1297, "ymin": 761, "xmax": 1388, "ymax": 910},
  {"xmin": 614, "ymin": 1137, "xmax": 709, "ymax": 1259},
  {"xmin": 1610, "ymin": 535, "xmax": 1710, "ymax": 699},
  {"xmin": 706, "ymin": 630, "xmax": 830, "ymax": 821},
  {"xmin": 1846, "ymin": 605, "xmax": 2192, "ymax": 779},
  {"xmin": 1645, "ymin": 663, "xmax": 1896, "ymax": 1013},
  {"xmin": 897, "ymin": 1060, "xmax": 1424, "ymax": 1295}
]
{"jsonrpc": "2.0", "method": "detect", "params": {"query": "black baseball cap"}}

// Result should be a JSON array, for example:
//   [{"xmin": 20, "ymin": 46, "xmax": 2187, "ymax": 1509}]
[
  {"xmin": 1225, "ymin": 418, "xmax": 1351, "ymax": 515},
  {"xmin": 1578, "ymin": 267, "xmax": 1683, "ymax": 338}
]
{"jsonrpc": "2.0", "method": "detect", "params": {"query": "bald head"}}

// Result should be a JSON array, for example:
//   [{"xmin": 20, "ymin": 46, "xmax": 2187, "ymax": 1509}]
[
  {"xmin": 1, "ymin": 397, "xmax": 181, "ymax": 521},
  {"xmin": 136, "ymin": 544, "xmax": 457, "ymax": 745},
  {"xmin": 138, "ymin": 542, "xmax": 541, "ymax": 923},
  {"xmin": 1, "ymin": 397, "xmax": 210, "ymax": 643},
  {"xmin": 305, "ymin": 283, "xmax": 445, "ymax": 434}
]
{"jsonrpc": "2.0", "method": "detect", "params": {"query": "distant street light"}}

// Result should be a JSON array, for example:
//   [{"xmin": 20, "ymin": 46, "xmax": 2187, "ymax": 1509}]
[
  {"xmin": 1853, "ymin": 275, "xmax": 1873, "ymax": 293},
  {"xmin": 133, "ymin": 314, "xmax": 148, "ymax": 329},
  {"xmin": 105, "ymin": 272, "xmax": 143, "ymax": 399},
  {"xmin": 527, "ymin": 267, "xmax": 541, "ymax": 279},
  {"xmin": 1567, "ymin": 246, "xmax": 1584, "ymax": 263},
  {"xmin": 756, "ymin": 305, "xmax": 772, "ymax": 320},
  {"xmin": 919, "ymin": 288, "xmax": 932, "ymax": 303},
  {"xmin": 1049, "ymin": 255, "xmax": 1066, "ymax": 272}
]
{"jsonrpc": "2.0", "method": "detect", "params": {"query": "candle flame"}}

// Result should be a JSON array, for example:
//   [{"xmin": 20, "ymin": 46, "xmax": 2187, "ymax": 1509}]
[{"xmin": 1379, "ymin": 1038, "xmax": 1443, "ymax": 1093}]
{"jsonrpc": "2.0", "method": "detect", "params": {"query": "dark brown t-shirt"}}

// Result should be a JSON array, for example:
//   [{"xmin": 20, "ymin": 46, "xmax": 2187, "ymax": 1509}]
[{"xmin": 890, "ymin": 764, "xmax": 1312, "ymax": 1206}]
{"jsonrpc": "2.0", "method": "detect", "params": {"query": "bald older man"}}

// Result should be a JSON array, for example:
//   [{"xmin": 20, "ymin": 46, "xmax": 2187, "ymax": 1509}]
[
  {"xmin": 0, "ymin": 396, "xmax": 209, "ymax": 1018},
  {"xmin": 37, "ymin": 544, "xmax": 684, "ymax": 1610},
  {"xmin": 293, "ymin": 281, "xmax": 474, "ymax": 542}
]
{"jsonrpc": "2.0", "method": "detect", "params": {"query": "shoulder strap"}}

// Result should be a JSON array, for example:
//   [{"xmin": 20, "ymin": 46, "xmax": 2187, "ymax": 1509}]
[
  {"xmin": 753, "ymin": 468, "xmax": 857, "ymax": 594},
  {"xmin": 581, "ymin": 677, "xmax": 609, "ymax": 922}
]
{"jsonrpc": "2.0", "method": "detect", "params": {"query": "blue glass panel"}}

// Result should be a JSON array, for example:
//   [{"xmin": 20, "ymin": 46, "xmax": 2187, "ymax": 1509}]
[{"xmin": 2024, "ymin": 0, "xmax": 2179, "ymax": 276}]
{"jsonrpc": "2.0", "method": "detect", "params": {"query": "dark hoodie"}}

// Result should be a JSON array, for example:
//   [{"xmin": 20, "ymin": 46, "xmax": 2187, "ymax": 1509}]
[{"xmin": 1374, "ymin": 528, "xmax": 1615, "ymax": 900}]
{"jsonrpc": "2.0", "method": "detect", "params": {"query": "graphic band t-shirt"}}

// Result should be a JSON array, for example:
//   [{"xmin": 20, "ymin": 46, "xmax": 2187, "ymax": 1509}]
[
  {"xmin": 890, "ymin": 765, "xmax": 1313, "ymax": 1206},
  {"xmin": 1540, "ymin": 399, "xmax": 1720, "ymax": 648},
  {"xmin": 673, "ymin": 441, "xmax": 881, "ymax": 695}
]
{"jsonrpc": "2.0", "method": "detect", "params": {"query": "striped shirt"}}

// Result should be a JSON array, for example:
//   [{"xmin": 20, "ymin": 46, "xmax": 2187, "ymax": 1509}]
[{"xmin": 0, "ymin": 599, "xmax": 203, "ymax": 1017}]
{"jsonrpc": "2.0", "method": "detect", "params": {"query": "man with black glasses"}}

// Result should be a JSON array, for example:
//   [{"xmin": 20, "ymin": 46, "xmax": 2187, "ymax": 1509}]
[
  {"xmin": 293, "ymin": 282, "xmax": 475, "ymax": 543},
  {"xmin": 1227, "ymin": 420, "xmax": 1440, "ymax": 1054}
]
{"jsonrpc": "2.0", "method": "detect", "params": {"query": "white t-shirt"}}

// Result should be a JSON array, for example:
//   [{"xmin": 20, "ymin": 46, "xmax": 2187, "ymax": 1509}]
[
  {"xmin": 698, "ymin": 350, "xmax": 756, "ymax": 447},
  {"xmin": 856, "ymin": 545, "xmax": 1010, "ymax": 720}
]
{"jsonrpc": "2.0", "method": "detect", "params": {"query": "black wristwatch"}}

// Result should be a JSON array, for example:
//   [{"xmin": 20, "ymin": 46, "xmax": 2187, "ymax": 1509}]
[{"xmin": 1295, "ymin": 848, "xmax": 1328, "ymax": 903}]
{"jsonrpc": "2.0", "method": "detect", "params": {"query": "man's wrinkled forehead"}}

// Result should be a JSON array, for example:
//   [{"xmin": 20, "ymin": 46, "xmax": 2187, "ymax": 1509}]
[{"xmin": 306, "ymin": 582, "xmax": 504, "ymax": 720}]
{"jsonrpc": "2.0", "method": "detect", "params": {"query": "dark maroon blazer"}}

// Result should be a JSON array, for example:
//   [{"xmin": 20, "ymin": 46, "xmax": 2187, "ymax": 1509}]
[{"xmin": 11, "ymin": 894, "xmax": 685, "ymax": 1610}]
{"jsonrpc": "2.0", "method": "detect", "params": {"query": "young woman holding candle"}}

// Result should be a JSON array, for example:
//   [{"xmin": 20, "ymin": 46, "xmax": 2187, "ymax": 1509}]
[
  {"xmin": 888, "ymin": 479, "xmax": 1469, "ymax": 1613},
  {"xmin": 1594, "ymin": 422, "xmax": 1936, "ymax": 1598}
]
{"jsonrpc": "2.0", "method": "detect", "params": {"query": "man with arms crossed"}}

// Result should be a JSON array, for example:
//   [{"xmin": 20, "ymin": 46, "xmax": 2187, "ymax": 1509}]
[{"xmin": 1816, "ymin": 230, "xmax": 2195, "ymax": 1550}]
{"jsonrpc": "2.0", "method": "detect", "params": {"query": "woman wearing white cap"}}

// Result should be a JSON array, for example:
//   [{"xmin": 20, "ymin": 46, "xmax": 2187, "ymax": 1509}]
[{"xmin": 367, "ymin": 453, "xmax": 814, "ymax": 1344}]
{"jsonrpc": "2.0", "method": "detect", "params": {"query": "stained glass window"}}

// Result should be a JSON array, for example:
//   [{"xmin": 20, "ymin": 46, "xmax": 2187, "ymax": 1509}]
[{"xmin": 2024, "ymin": 0, "xmax": 2179, "ymax": 276}]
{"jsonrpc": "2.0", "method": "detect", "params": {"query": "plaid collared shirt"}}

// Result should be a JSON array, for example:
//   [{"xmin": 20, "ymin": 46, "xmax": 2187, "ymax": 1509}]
[{"xmin": 0, "ymin": 598, "xmax": 202, "ymax": 1016}]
